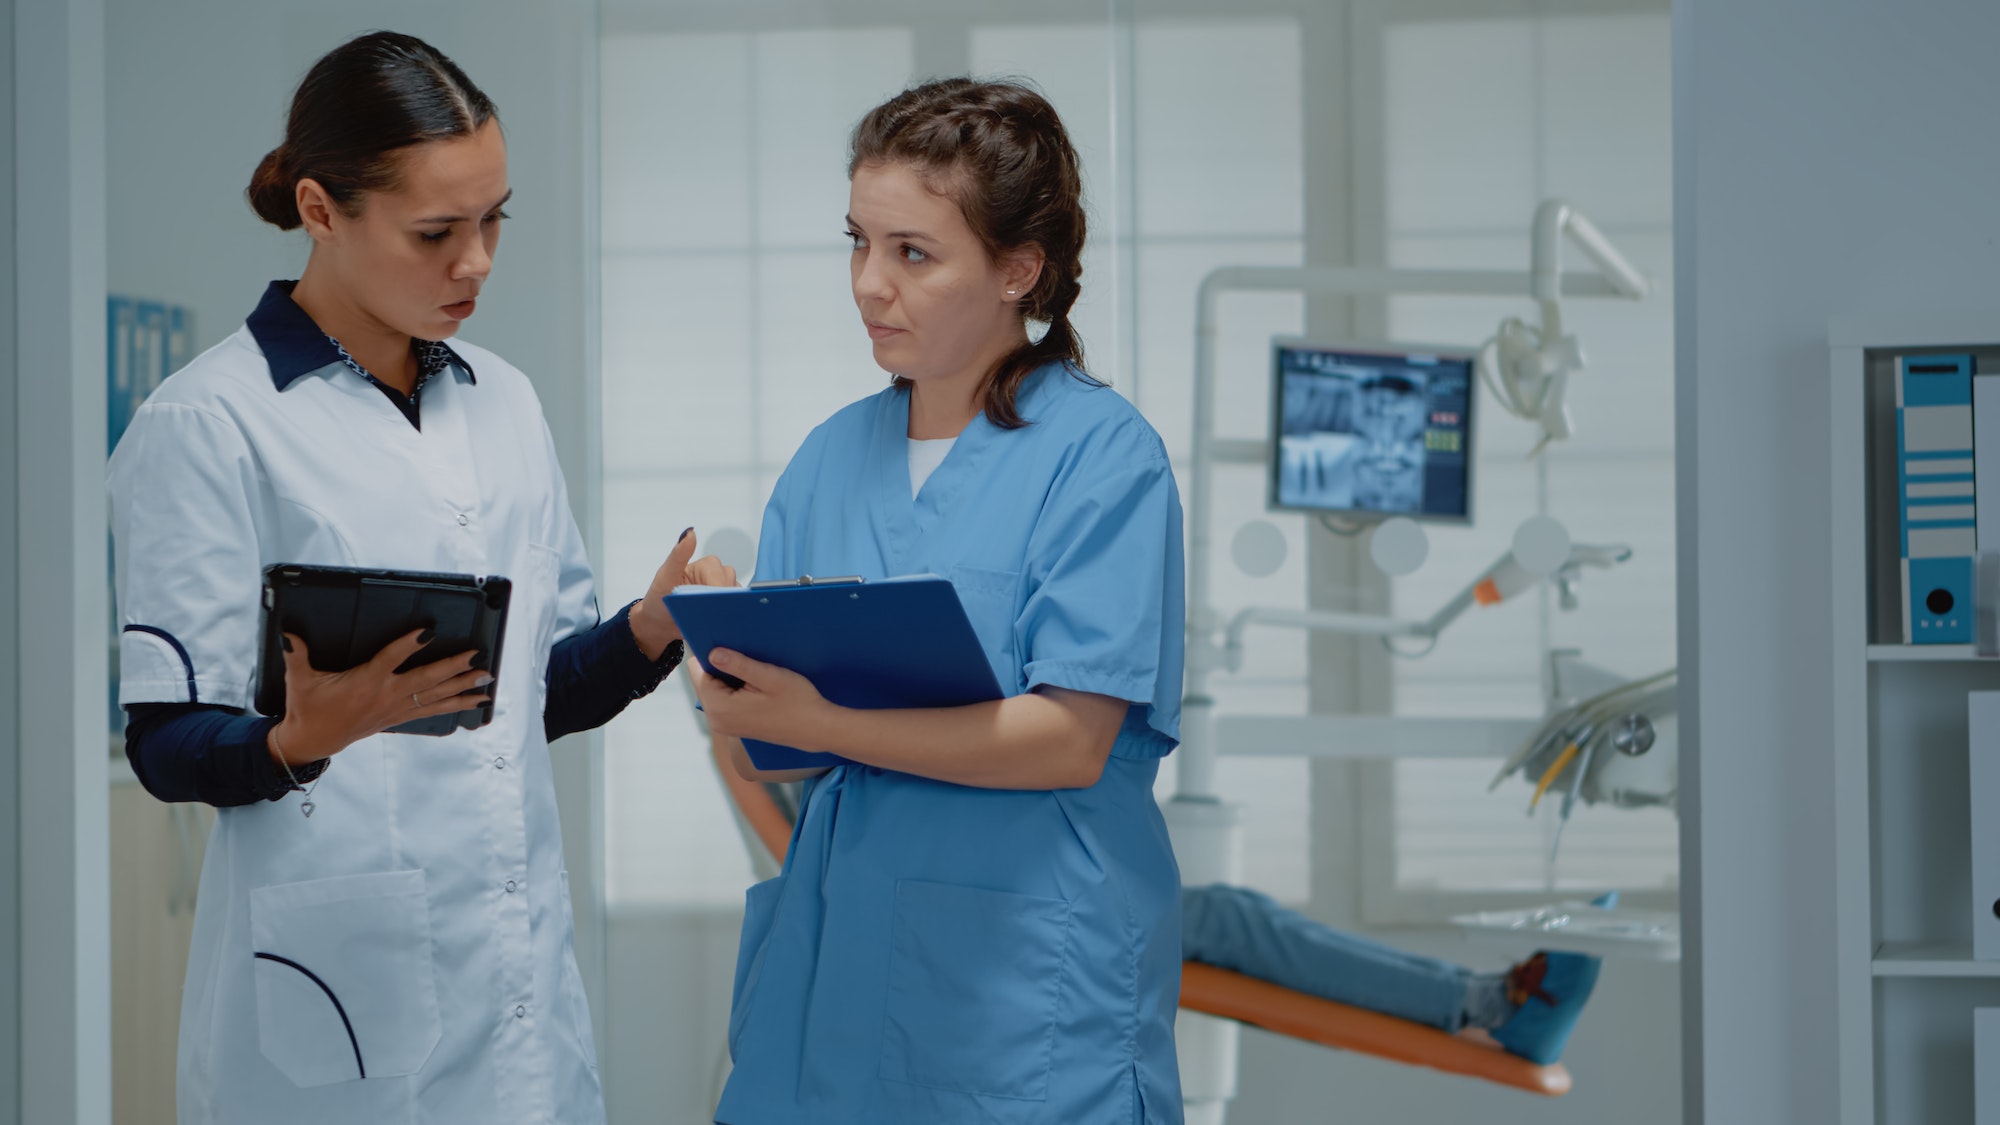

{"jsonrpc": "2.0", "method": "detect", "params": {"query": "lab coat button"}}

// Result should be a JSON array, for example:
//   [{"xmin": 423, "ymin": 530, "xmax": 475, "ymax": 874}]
[
  {"xmin": 456, "ymin": 513, "xmax": 470, "ymax": 527},
  {"xmin": 505, "ymin": 880, "xmax": 517, "ymax": 893},
  {"xmin": 494, "ymin": 756, "xmax": 507, "ymax": 769},
  {"xmin": 515, "ymin": 1005, "xmax": 527, "ymax": 1019}
]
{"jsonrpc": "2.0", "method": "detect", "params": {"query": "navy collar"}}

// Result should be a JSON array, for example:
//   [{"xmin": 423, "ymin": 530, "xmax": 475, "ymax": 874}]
[{"xmin": 247, "ymin": 280, "xmax": 477, "ymax": 391}]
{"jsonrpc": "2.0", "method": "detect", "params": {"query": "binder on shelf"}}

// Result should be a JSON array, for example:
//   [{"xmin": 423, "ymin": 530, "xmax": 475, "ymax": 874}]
[
  {"xmin": 1977, "ymin": 374, "xmax": 2000, "ymax": 554},
  {"xmin": 1979, "ymin": 1009, "xmax": 2000, "ymax": 1125},
  {"xmin": 1970, "ymin": 693, "xmax": 2000, "ymax": 962},
  {"xmin": 1898, "ymin": 354, "xmax": 1977, "ymax": 643}
]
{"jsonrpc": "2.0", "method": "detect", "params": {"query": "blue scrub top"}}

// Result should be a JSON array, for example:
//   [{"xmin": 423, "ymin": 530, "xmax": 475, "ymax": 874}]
[{"xmin": 716, "ymin": 365, "xmax": 1187, "ymax": 1125}]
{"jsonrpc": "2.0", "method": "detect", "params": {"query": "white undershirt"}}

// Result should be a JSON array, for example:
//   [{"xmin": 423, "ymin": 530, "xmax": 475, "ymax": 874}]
[{"xmin": 908, "ymin": 436, "xmax": 958, "ymax": 498}]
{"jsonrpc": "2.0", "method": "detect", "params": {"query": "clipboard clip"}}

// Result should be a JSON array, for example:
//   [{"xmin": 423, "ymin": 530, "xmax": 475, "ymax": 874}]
[{"xmin": 748, "ymin": 574, "xmax": 866, "ymax": 590}]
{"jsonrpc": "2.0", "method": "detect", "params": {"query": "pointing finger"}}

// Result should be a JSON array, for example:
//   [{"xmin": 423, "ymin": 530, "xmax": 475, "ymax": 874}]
[{"xmin": 662, "ymin": 526, "xmax": 698, "ymax": 581}]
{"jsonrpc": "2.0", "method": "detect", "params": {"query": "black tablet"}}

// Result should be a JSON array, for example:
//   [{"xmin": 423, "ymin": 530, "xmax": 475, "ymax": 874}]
[{"xmin": 255, "ymin": 563, "xmax": 512, "ymax": 737}]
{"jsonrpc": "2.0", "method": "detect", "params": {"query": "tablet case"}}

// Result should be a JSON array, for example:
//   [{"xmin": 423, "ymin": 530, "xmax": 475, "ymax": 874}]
[
  {"xmin": 664, "ymin": 575, "xmax": 1005, "ymax": 771},
  {"xmin": 255, "ymin": 563, "xmax": 512, "ymax": 737}
]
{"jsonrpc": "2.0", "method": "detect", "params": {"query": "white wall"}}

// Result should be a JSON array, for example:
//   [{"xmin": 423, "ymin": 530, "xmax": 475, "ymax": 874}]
[
  {"xmin": 1, "ymin": 0, "xmax": 21, "ymax": 1112},
  {"xmin": 1674, "ymin": 1, "xmax": 2000, "ymax": 1122}
]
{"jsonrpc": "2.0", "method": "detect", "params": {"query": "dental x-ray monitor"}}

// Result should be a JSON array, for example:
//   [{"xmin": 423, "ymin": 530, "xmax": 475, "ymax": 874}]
[{"xmin": 1269, "ymin": 341, "xmax": 1476, "ymax": 523}]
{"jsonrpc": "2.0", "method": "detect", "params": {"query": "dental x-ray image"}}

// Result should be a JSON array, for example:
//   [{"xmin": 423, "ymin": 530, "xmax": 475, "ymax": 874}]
[{"xmin": 1270, "ymin": 343, "xmax": 1474, "ymax": 522}]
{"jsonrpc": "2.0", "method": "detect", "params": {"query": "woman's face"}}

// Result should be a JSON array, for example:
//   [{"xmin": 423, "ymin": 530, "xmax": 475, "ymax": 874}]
[
  {"xmin": 313, "ymin": 119, "xmax": 510, "ymax": 342},
  {"xmin": 846, "ymin": 160, "xmax": 1034, "ymax": 384}
]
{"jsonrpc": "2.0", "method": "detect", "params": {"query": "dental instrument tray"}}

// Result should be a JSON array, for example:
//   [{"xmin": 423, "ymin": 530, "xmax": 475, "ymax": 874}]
[
  {"xmin": 1451, "ymin": 900, "xmax": 1681, "ymax": 962},
  {"xmin": 665, "ymin": 574, "xmax": 1005, "ymax": 771},
  {"xmin": 254, "ymin": 563, "xmax": 512, "ymax": 737}
]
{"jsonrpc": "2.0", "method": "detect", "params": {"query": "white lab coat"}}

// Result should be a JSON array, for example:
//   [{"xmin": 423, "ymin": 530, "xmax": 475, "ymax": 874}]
[{"xmin": 109, "ymin": 312, "xmax": 605, "ymax": 1124}]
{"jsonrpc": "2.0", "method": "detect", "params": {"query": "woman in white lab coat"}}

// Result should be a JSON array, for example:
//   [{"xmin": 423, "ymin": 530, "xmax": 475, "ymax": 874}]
[{"xmin": 107, "ymin": 31, "xmax": 715, "ymax": 1124}]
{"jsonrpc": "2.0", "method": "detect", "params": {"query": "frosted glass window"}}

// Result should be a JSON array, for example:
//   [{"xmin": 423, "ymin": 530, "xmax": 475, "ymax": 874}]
[
  {"xmin": 754, "ymin": 249, "xmax": 887, "ymax": 467},
  {"xmin": 600, "ymin": 254, "xmax": 754, "ymax": 474},
  {"xmin": 1384, "ymin": 21, "xmax": 1538, "ymax": 233},
  {"xmin": 1134, "ymin": 20, "xmax": 1303, "ymax": 238},
  {"xmin": 1382, "ymin": 12, "xmax": 1676, "ymax": 899},
  {"xmin": 755, "ymin": 29, "xmax": 917, "ymax": 248},
  {"xmin": 601, "ymin": 472, "xmax": 766, "ymax": 906},
  {"xmin": 601, "ymin": 35, "xmax": 751, "ymax": 252},
  {"xmin": 601, "ymin": 28, "xmax": 915, "ymax": 907},
  {"xmin": 1541, "ymin": 14, "xmax": 1673, "ymax": 228},
  {"xmin": 970, "ymin": 25, "xmax": 1130, "ymax": 391},
  {"xmin": 969, "ymin": 25, "xmax": 1118, "ymax": 200},
  {"xmin": 1134, "ymin": 240, "xmax": 1304, "ymax": 457}
]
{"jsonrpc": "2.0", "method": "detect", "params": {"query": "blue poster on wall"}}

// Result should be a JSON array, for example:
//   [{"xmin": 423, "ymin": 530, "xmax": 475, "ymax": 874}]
[{"xmin": 108, "ymin": 296, "xmax": 195, "ymax": 741}]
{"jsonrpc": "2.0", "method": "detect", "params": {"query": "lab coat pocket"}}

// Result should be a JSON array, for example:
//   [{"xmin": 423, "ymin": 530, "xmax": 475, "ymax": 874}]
[
  {"xmin": 879, "ymin": 879, "xmax": 1073, "ymax": 1101},
  {"xmin": 249, "ymin": 870, "xmax": 442, "ymax": 1088},
  {"xmin": 948, "ymin": 564, "xmax": 1024, "ymax": 689},
  {"xmin": 728, "ymin": 874, "xmax": 788, "ymax": 1057}
]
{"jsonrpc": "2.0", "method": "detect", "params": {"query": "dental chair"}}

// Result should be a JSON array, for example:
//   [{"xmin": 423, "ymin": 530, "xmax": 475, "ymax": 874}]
[{"xmin": 705, "ymin": 735, "xmax": 1573, "ymax": 1102}]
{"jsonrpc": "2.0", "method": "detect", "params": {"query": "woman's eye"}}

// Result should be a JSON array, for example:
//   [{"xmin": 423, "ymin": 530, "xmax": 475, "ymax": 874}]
[
  {"xmin": 483, "ymin": 210, "xmax": 510, "ymax": 226},
  {"xmin": 844, "ymin": 229, "xmax": 865, "ymax": 249},
  {"xmin": 420, "ymin": 229, "xmax": 449, "ymax": 244},
  {"xmin": 901, "ymin": 244, "xmax": 927, "ymax": 263}
]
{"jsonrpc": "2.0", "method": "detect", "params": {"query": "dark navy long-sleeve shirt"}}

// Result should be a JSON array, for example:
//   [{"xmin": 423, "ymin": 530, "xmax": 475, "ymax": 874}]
[{"xmin": 123, "ymin": 601, "xmax": 680, "ymax": 807}]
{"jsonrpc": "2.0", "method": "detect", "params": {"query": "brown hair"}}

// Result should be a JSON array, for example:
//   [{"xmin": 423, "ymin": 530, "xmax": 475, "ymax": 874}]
[
  {"xmin": 247, "ymin": 31, "xmax": 498, "ymax": 231},
  {"xmin": 849, "ymin": 78, "xmax": 1092, "ymax": 429}
]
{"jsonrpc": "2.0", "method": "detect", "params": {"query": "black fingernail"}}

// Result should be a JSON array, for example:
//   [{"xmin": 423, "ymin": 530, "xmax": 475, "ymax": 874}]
[
  {"xmin": 281, "ymin": 636, "xmax": 293, "ymax": 653},
  {"xmin": 419, "ymin": 628, "xmax": 436, "ymax": 645},
  {"xmin": 678, "ymin": 527, "xmax": 693, "ymax": 543}
]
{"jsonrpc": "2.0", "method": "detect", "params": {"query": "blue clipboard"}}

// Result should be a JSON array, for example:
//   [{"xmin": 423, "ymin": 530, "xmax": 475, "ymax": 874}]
[{"xmin": 663, "ymin": 574, "xmax": 1005, "ymax": 771}]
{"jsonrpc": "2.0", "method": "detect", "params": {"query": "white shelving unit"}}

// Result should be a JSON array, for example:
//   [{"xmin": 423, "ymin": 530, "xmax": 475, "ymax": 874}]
[{"xmin": 1831, "ymin": 314, "xmax": 2000, "ymax": 1125}]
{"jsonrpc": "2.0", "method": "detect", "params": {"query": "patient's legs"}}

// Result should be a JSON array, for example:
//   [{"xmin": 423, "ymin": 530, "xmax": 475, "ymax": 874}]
[{"xmin": 1181, "ymin": 883, "xmax": 1508, "ymax": 1033}]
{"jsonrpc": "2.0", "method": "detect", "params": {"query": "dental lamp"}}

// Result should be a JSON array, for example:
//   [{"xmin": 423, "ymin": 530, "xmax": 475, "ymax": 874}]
[{"xmin": 1479, "ymin": 201, "xmax": 1653, "ymax": 456}]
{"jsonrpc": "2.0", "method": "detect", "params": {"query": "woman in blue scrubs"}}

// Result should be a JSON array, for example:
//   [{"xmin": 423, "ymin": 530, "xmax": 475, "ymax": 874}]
[{"xmin": 690, "ymin": 78, "xmax": 1185, "ymax": 1124}]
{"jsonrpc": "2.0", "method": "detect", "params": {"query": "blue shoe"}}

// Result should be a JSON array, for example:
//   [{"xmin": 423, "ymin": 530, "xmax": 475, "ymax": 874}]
[{"xmin": 1491, "ymin": 951, "xmax": 1601, "ymax": 1065}]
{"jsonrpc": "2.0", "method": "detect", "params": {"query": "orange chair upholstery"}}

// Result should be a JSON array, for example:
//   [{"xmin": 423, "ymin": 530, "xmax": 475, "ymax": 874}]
[
  {"xmin": 710, "ymin": 744, "xmax": 1572, "ymax": 1097},
  {"xmin": 1179, "ymin": 962, "xmax": 1572, "ymax": 1096}
]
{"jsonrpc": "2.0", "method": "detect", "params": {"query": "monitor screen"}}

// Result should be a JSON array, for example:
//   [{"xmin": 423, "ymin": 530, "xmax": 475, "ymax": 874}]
[{"xmin": 1269, "ymin": 341, "xmax": 1475, "ymax": 522}]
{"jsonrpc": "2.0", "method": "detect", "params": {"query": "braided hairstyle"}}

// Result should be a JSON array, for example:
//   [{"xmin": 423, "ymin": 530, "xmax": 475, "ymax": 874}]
[
  {"xmin": 849, "ymin": 78, "xmax": 1091, "ymax": 429},
  {"xmin": 247, "ymin": 31, "xmax": 498, "ymax": 230}
]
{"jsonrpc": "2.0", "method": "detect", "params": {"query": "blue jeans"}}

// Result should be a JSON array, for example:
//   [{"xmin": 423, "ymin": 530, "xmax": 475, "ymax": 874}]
[{"xmin": 1181, "ymin": 883, "xmax": 1472, "ymax": 1032}]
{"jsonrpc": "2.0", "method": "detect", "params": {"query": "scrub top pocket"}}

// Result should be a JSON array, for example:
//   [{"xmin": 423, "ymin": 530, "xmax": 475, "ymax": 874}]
[
  {"xmin": 249, "ymin": 870, "xmax": 442, "ymax": 1089},
  {"xmin": 878, "ymin": 879, "xmax": 1072, "ymax": 1101},
  {"xmin": 729, "ymin": 874, "xmax": 788, "ymax": 1058}
]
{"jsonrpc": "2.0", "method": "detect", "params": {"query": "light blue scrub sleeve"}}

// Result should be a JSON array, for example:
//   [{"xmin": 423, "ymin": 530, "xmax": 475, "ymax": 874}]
[
  {"xmin": 1018, "ymin": 438, "xmax": 1185, "ymax": 748},
  {"xmin": 750, "ymin": 463, "xmax": 798, "ymax": 586}
]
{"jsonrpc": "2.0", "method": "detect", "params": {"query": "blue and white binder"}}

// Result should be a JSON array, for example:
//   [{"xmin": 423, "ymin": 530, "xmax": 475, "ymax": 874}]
[{"xmin": 1898, "ymin": 354, "xmax": 1977, "ymax": 643}]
